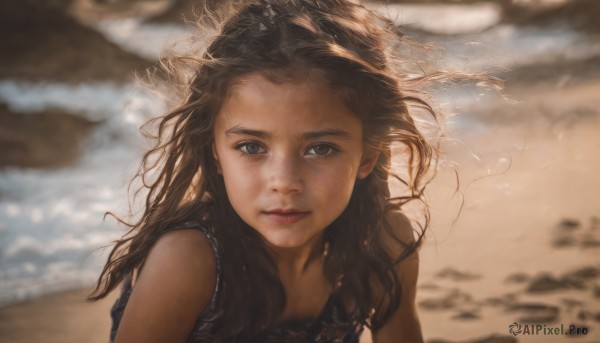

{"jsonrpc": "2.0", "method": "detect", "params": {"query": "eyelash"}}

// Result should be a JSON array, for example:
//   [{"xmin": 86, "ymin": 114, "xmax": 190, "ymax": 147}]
[
  {"xmin": 234, "ymin": 141, "xmax": 266, "ymax": 158},
  {"xmin": 306, "ymin": 142, "xmax": 339, "ymax": 158},
  {"xmin": 234, "ymin": 141, "xmax": 340, "ymax": 159}
]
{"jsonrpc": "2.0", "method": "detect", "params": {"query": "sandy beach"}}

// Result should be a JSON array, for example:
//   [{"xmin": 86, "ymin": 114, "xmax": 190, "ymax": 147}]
[
  {"xmin": 0, "ymin": 289, "xmax": 117, "ymax": 343},
  {"xmin": 2, "ymin": 0, "xmax": 600, "ymax": 342}
]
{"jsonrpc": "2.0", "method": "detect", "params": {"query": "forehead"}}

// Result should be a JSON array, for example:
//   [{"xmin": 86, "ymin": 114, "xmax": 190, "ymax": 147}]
[{"xmin": 216, "ymin": 72, "xmax": 362, "ymax": 132}]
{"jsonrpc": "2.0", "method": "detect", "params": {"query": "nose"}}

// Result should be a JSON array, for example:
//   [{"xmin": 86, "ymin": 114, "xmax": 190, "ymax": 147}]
[{"xmin": 266, "ymin": 153, "xmax": 304, "ymax": 194}]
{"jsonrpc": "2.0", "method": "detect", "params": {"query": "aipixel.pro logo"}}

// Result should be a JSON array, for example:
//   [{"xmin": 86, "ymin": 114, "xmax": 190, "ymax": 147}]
[{"xmin": 508, "ymin": 322, "xmax": 589, "ymax": 336}]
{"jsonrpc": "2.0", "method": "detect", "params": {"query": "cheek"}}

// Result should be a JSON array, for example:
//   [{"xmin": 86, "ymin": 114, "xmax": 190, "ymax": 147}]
[
  {"xmin": 315, "ymin": 163, "xmax": 357, "ymax": 202},
  {"xmin": 219, "ymin": 163, "xmax": 264, "ymax": 215},
  {"xmin": 221, "ymin": 167, "xmax": 253, "ymax": 197}
]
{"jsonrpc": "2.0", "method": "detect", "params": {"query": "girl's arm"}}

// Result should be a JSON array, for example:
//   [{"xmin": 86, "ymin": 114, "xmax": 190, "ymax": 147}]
[
  {"xmin": 371, "ymin": 212, "xmax": 424, "ymax": 343},
  {"xmin": 114, "ymin": 229, "xmax": 217, "ymax": 343}
]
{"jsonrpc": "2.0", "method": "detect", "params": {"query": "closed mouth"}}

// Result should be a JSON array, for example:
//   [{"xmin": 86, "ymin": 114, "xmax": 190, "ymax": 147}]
[
  {"xmin": 262, "ymin": 209, "xmax": 311, "ymax": 224},
  {"xmin": 264, "ymin": 209, "xmax": 310, "ymax": 215}
]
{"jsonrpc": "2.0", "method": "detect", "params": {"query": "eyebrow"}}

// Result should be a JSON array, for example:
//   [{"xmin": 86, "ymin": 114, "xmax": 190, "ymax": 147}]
[
  {"xmin": 224, "ymin": 126, "xmax": 353, "ymax": 140},
  {"xmin": 302, "ymin": 129, "xmax": 352, "ymax": 140}
]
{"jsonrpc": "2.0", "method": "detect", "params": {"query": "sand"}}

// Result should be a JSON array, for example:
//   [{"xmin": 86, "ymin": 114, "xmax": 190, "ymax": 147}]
[
  {"xmin": 0, "ymin": 289, "xmax": 117, "ymax": 343},
  {"xmin": 410, "ymin": 72, "xmax": 600, "ymax": 341}
]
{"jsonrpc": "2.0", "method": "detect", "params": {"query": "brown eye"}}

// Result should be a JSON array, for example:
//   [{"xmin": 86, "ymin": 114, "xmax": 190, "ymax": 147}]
[{"xmin": 307, "ymin": 143, "xmax": 337, "ymax": 156}]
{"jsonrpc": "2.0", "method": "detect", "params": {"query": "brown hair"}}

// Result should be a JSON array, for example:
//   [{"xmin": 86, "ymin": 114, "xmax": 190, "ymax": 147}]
[{"xmin": 90, "ymin": 0, "xmax": 441, "ymax": 339}]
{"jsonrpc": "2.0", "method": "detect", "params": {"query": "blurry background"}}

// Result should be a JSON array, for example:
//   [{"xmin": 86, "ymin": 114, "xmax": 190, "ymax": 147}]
[{"xmin": 0, "ymin": 0, "xmax": 599, "ymax": 342}]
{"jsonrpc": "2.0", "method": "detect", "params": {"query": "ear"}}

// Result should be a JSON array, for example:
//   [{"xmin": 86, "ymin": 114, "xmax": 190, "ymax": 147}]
[
  {"xmin": 212, "ymin": 142, "xmax": 223, "ymax": 174},
  {"xmin": 357, "ymin": 147, "xmax": 380, "ymax": 180}
]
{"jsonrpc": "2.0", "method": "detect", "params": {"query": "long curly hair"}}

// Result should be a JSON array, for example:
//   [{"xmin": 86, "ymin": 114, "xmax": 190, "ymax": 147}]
[{"xmin": 89, "ymin": 0, "xmax": 441, "ymax": 339}]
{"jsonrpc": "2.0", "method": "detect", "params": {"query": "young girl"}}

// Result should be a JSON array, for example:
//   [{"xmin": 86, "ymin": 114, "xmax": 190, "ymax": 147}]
[{"xmin": 89, "ymin": 0, "xmax": 438, "ymax": 342}]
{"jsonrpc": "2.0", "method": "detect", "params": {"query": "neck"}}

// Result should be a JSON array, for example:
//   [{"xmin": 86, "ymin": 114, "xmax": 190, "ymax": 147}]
[{"xmin": 263, "ymin": 234, "xmax": 327, "ymax": 279}]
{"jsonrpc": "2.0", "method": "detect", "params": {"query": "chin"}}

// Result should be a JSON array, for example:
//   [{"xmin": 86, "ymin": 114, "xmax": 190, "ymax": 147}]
[{"xmin": 262, "ymin": 231, "xmax": 313, "ymax": 249}]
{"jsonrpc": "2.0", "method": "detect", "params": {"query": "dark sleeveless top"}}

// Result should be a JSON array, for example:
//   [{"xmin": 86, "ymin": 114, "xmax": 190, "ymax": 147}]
[{"xmin": 109, "ymin": 222, "xmax": 365, "ymax": 342}]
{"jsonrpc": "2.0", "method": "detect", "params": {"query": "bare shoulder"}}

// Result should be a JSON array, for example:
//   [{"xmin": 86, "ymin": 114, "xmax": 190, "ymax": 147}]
[
  {"xmin": 380, "ymin": 210, "xmax": 418, "ymax": 260},
  {"xmin": 135, "ymin": 228, "xmax": 217, "ymax": 291},
  {"xmin": 115, "ymin": 229, "xmax": 217, "ymax": 343},
  {"xmin": 143, "ymin": 228, "xmax": 217, "ymax": 275}
]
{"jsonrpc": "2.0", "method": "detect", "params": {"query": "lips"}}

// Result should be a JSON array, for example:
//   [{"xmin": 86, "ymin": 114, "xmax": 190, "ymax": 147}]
[{"xmin": 263, "ymin": 208, "xmax": 310, "ymax": 225}]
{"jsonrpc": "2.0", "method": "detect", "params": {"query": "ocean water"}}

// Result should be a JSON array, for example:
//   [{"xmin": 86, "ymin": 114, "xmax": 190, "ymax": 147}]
[
  {"xmin": 0, "ymin": 3, "xmax": 597, "ymax": 307},
  {"xmin": 0, "ymin": 81, "xmax": 162, "ymax": 306}
]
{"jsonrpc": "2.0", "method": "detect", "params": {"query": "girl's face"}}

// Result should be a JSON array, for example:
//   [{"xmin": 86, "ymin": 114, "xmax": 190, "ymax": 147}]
[{"xmin": 213, "ymin": 73, "xmax": 377, "ymax": 250}]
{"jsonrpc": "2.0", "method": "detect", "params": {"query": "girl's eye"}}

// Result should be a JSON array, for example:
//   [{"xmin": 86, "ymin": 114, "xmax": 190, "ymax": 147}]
[
  {"xmin": 237, "ymin": 142, "xmax": 266, "ymax": 155},
  {"xmin": 306, "ymin": 143, "xmax": 338, "ymax": 156}
]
